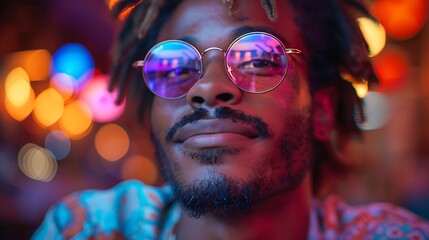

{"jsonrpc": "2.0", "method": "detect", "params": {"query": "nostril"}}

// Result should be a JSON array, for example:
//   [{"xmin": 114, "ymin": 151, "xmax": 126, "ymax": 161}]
[
  {"xmin": 217, "ymin": 93, "xmax": 233, "ymax": 102},
  {"xmin": 192, "ymin": 96, "xmax": 205, "ymax": 104}
]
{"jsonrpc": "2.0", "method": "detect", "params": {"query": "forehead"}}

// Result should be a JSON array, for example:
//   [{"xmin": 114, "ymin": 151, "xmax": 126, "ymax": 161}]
[{"xmin": 157, "ymin": 0, "xmax": 305, "ymax": 51}]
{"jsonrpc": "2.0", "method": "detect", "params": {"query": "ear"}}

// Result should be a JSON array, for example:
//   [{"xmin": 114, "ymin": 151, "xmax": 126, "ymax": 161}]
[{"xmin": 312, "ymin": 87, "xmax": 337, "ymax": 142}]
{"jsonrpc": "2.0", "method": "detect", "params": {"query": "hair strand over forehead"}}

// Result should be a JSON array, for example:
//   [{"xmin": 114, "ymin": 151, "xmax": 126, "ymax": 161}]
[
  {"xmin": 222, "ymin": 0, "xmax": 238, "ymax": 17},
  {"xmin": 260, "ymin": 0, "xmax": 278, "ymax": 21},
  {"xmin": 108, "ymin": 0, "xmax": 280, "ymax": 104}
]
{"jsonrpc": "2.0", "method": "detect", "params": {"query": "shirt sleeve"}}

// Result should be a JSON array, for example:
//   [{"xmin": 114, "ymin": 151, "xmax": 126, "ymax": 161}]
[
  {"xmin": 31, "ymin": 191, "xmax": 111, "ymax": 240},
  {"xmin": 318, "ymin": 195, "xmax": 429, "ymax": 239},
  {"xmin": 31, "ymin": 180, "xmax": 176, "ymax": 240},
  {"xmin": 32, "ymin": 203, "xmax": 66, "ymax": 240}
]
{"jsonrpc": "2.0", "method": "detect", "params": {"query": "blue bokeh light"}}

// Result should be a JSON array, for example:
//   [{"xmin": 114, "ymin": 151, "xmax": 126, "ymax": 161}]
[
  {"xmin": 51, "ymin": 43, "xmax": 94, "ymax": 87},
  {"xmin": 45, "ymin": 130, "xmax": 71, "ymax": 160}
]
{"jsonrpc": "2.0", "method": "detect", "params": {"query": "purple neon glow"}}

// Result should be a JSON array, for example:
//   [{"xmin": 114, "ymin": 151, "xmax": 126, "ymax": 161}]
[{"xmin": 79, "ymin": 74, "xmax": 125, "ymax": 123}]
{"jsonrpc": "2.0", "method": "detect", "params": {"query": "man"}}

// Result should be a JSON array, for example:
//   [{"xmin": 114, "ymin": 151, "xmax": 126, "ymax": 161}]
[{"xmin": 33, "ymin": 0, "xmax": 429, "ymax": 239}]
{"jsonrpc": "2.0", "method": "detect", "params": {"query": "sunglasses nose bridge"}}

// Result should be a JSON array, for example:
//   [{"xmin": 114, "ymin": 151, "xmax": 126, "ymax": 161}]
[
  {"xmin": 199, "ymin": 46, "xmax": 227, "ymax": 77},
  {"xmin": 202, "ymin": 47, "xmax": 226, "ymax": 56},
  {"xmin": 187, "ymin": 46, "xmax": 242, "ymax": 107}
]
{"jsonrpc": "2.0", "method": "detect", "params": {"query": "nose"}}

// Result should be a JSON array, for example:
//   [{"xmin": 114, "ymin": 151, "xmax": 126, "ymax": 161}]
[{"xmin": 185, "ymin": 50, "xmax": 242, "ymax": 108}]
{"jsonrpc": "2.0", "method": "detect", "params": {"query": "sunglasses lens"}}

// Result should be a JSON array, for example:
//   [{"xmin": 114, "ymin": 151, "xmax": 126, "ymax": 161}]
[
  {"xmin": 143, "ymin": 41, "xmax": 202, "ymax": 99},
  {"xmin": 226, "ymin": 33, "xmax": 288, "ymax": 93}
]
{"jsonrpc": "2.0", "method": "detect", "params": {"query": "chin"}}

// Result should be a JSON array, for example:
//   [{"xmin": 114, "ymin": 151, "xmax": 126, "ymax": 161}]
[
  {"xmin": 180, "ymin": 146, "xmax": 267, "ymax": 180},
  {"xmin": 172, "ymin": 168, "xmax": 267, "ymax": 218},
  {"xmin": 151, "ymin": 118, "xmax": 312, "ymax": 217}
]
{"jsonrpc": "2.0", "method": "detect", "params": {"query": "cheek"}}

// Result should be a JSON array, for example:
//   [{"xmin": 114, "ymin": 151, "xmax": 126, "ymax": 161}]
[
  {"xmin": 150, "ymin": 98, "xmax": 172, "ymax": 139},
  {"xmin": 282, "ymin": 62, "xmax": 311, "ymax": 107},
  {"xmin": 255, "ymin": 73, "xmax": 311, "ymax": 141},
  {"xmin": 266, "ymin": 68, "xmax": 311, "ymax": 113},
  {"xmin": 150, "ymin": 98, "xmax": 189, "ymax": 139}
]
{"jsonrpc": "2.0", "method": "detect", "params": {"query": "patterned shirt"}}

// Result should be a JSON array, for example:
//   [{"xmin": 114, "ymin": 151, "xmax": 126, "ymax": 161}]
[{"xmin": 32, "ymin": 180, "xmax": 429, "ymax": 239}]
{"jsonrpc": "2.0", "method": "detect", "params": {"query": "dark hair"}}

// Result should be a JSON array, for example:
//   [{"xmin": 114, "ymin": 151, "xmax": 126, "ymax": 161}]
[{"xmin": 109, "ymin": 0, "xmax": 379, "ymax": 193}]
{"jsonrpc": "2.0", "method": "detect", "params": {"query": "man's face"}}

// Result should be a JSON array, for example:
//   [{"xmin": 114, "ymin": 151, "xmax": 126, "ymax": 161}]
[{"xmin": 150, "ymin": 0, "xmax": 313, "ymax": 217}]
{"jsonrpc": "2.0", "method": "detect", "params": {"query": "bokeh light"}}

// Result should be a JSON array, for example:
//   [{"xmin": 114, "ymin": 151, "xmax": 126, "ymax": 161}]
[
  {"xmin": 95, "ymin": 123, "xmax": 129, "ymax": 162},
  {"xmin": 106, "ymin": 0, "xmax": 142, "ymax": 21},
  {"xmin": 23, "ymin": 50, "xmax": 52, "ymax": 81},
  {"xmin": 4, "ymin": 68, "xmax": 35, "ymax": 121},
  {"xmin": 33, "ymin": 88, "xmax": 64, "ymax": 128},
  {"xmin": 371, "ymin": 0, "xmax": 428, "ymax": 40},
  {"xmin": 355, "ymin": 91, "xmax": 391, "ymax": 131},
  {"xmin": 50, "ymin": 73, "xmax": 78, "ymax": 103},
  {"xmin": 5, "ymin": 68, "xmax": 31, "ymax": 106},
  {"xmin": 45, "ymin": 130, "xmax": 71, "ymax": 160},
  {"xmin": 357, "ymin": 17, "xmax": 386, "ymax": 57},
  {"xmin": 5, "ymin": 88, "xmax": 35, "ymax": 121},
  {"xmin": 51, "ymin": 43, "xmax": 94, "ymax": 88},
  {"xmin": 341, "ymin": 72, "xmax": 369, "ymax": 98},
  {"xmin": 6, "ymin": 78, "xmax": 31, "ymax": 107},
  {"xmin": 5, "ymin": 67, "xmax": 29, "ymax": 89},
  {"xmin": 121, "ymin": 155, "xmax": 158, "ymax": 185},
  {"xmin": 352, "ymin": 81, "xmax": 369, "ymax": 98},
  {"xmin": 106, "ymin": 0, "xmax": 120, "ymax": 9},
  {"xmin": 80, "ymin": 74, "xmax": 126, "ymax": 123},
  {"xmin": 18, "ymin": 143, "xmax": 57, "ymax": 182},
  {"xmin": 6, "ymin": 50, "xmax": 51, "ymax": 81},
  {"xmin": 59, "ymin": 100, "xmax": 93, "ymax": 139},
  {"xmin": 373, "ymin": 46, "xmax": 410, "ymax": 92}
]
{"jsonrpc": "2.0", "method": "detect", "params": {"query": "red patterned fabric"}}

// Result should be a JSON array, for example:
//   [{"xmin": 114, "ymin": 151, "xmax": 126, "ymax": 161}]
[{"xmin": 32, "ymin": 180, "xmax": 429, "ymax": 239}]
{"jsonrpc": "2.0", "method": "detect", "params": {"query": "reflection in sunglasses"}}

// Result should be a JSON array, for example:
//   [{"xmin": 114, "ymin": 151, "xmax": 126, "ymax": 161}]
[{"xmin": 134, "ymin": 32, "xmax": 301, "ymax": 99}]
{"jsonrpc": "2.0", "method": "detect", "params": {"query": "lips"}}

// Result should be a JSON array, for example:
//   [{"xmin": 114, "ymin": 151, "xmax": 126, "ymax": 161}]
[{"xmin": 172, "ymin": 119, "xmax": 260, "ymax": 149}]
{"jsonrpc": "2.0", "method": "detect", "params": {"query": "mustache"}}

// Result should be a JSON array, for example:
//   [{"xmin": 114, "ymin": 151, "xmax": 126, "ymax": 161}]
[{"xmin": 165, "ymin": 107, "xmax": 272, "ymax": 142}]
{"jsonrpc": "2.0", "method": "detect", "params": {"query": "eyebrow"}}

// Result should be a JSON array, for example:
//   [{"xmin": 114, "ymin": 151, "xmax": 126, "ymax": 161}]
[
  {"xmin": 230, "ymin": 26, "xmax": 292, "ymax": 46},
  {"xmin": 178, "ymin": 36, "xmax": 198, "ymax": 47},
  {"xmin": 177, "ymin": 25, "xmax": 293, "ymax": 49}
]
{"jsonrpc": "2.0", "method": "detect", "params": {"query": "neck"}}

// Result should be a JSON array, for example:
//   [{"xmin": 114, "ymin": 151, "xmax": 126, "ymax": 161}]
[{"xmin": 176, "ymin": 174, "xmax": 312, "ymax": 240}]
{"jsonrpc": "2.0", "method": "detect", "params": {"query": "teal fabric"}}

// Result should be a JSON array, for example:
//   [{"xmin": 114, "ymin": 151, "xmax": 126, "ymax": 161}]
[{"xmin": 33, "ymin": 180, "xmax": 429, "ymax": 239}]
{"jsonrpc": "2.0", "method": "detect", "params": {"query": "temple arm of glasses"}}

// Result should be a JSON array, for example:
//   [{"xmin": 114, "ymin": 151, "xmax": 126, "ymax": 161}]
[
  {"xmin": 285, "ymin": 48, "xmax": 301, "ymax": 54},
  {"xmin": 132, "ymin": 60, "xmax": 144, "ymax": 69}
]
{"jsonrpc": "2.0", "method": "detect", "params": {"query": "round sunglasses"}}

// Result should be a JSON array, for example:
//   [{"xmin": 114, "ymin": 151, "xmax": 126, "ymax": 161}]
[{"xmin": 133, "ymin": 32, "xmax": 302, "ymax": 99}]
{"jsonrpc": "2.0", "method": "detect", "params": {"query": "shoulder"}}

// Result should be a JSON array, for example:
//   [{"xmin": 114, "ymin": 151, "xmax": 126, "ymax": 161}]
[
  {"xmin": 316, "ymin": 195, "xmax": 429, "ymax": 239},
  {"xmin": 32, "ymin": 180, "xmax": 175, "ymax": 239}
]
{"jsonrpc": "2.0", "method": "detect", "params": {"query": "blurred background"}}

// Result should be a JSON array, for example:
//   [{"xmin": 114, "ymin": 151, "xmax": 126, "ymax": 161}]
[{"xmin": 0, "ymin": 0, "xmax": 428, "ymax": 238}]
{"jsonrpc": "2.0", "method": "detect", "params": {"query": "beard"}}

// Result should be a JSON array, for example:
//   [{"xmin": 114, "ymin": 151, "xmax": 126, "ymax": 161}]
[{"xmin": 151, "ymin": 107, "xmax": 313, "ymax": 218}]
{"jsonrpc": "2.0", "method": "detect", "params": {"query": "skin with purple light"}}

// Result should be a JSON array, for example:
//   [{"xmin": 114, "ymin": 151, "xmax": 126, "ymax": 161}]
[
  {"xmin": 33, "ymin": 0, "xmax": 429, "ymax": 239},
  {"xmin": 149, "ymin": 0, "xmax": 334, "ymax": 238}
]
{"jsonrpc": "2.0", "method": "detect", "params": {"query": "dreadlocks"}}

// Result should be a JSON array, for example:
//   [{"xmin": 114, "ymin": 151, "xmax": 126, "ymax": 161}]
[
  {"xmin": 108, "ymin": 0, "xmax": 378, "ymax": 193},
  {"xmin": 109, "ymin": 0, "xmax": 376, "ymax": 109},
  {"xmin": 109, "ymin": 0, "xmax": 280, "ymax": 108}
]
